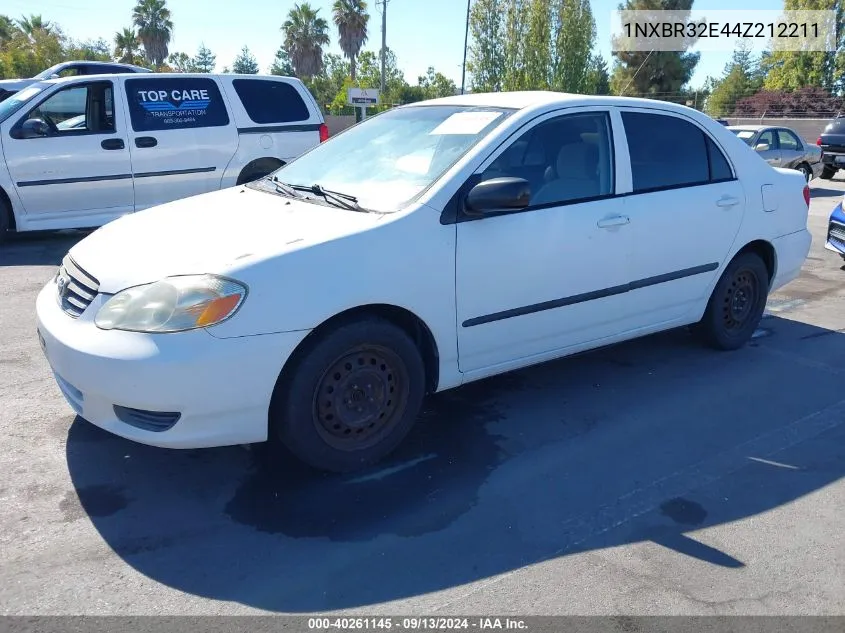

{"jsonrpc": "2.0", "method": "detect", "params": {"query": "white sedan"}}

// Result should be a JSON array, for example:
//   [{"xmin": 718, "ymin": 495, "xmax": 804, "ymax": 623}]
[{"xmin": 36, "ymin": 91, "xmax": 812, "ymax": 472}]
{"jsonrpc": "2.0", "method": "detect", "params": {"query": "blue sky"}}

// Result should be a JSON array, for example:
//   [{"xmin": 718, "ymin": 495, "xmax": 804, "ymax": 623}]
[{"xmin": 7, "ymin": 0, "xmax": 782, "ymax": 90}]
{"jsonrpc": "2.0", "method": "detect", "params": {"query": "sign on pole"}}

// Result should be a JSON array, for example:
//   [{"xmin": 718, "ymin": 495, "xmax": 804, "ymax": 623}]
[{"xmin": 347, "ymin": 88, "xmax": 380, "ymax": 121}]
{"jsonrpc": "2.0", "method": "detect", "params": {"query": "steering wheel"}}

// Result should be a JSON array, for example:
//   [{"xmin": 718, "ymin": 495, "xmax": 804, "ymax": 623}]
[{"xmin": 39, "ymin": 113, "xmax": 60, "ymax": 134}]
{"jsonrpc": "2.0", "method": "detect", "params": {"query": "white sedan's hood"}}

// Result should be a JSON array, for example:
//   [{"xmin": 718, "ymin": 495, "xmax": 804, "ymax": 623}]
[{"xmin": 68, "ymin": 186, "xmax": 384, "ymax": 293}]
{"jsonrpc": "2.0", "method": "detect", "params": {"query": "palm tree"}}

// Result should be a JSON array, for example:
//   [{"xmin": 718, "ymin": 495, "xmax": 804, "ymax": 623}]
[
  {"xmin": 282, "ymin": 3, "xmax": 330, "ymax": 79},
  {"xmin": 0, "ymin": 16, "xmax": 18, "ymax": 45},
  {"xmin": 332, "ymin": 0, "xmax": 369, "ymax": 80},
  {"xmin": 132, "ymin": 0, "xmax": 173, "ymax": 68},
  {"xmin": 114, "ymin": 27, "xmax": 142, "ymax": 64},
  {"xmin": 16, "ymin": 14, "xmax": 53, "ymax": 38}
]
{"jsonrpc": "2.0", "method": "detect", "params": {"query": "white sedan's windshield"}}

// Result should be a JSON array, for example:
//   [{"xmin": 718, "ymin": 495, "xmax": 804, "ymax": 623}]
[
  {"xmin": 730, "ymin": 129, "xmax": 757, "ymax": 146},
  {"xmin": 272, "ymin": 105, "xmax": 514, "ymax": 212},
  {"xmin": 0, "ymin": 84, "xmax": 45, "ymax": 124}
]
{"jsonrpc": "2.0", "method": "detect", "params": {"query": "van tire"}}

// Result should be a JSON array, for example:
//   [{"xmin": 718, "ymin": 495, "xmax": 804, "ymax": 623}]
[{"xmin": 236, "ymin": 158, "xmax": 284, "ymax": 186}]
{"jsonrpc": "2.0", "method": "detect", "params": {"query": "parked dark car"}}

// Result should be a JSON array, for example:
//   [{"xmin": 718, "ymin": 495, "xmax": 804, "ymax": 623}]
[
  {"xmin": 817, "ymin": 115, "xmax": 845, "ymax": 180},
  {"xmin": 0, "ymin": 61, "xmax": 151, "ymax": 103}
]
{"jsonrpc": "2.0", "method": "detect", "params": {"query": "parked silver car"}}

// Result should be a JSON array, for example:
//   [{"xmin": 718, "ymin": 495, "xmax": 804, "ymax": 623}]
[{"xmin": 727, "ymin": 125, "xmax": 822, "ymax": 182}]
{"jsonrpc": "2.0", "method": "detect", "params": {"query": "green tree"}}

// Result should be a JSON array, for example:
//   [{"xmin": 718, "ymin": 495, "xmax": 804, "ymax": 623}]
[
  {"xmin": 282, "ymin": 2, "xmax": 330, "ymax": 79},
  {"xmin": 114, "ymin": 27, "xmax": 142, "ymax": 64},
  {"xmin": 16, "ymin": 14, "xmax": 54, "ymax": 38},
  {"xmin": 0, "ymin": 27, "xmax": 64, "ymax": 78},
  {"xmin": 270, "ymin": 46, "xmax": 295, "ymax": 75},
  {"xmin": 503, "ymin": 0, "xmax": 528, "ymax": 90},
  {"xmin": 132, "ymin": 0, "xmax": 173, "ymax": 67},
  {"xmin": 523, "ymin": 0, "xmax": 553, "ymax": 89},
  {"xmin": 305, "ymin": 52, "xmax": 350, "ymax": 111},
  {"xmin": 193, "ymin": 43, "xmax": 216, "ymax": 73},
  {"xmin": 761, "ymin": 0, "xmax": 843, "ymax": 92},
  {"xmin": 705, "ymin": 41, "xmax": 763, "ymax": 117},
  {"xmin": 232, "ymin": 46, "xmax": 259, "ymax": 74},
  {"xmin": 332, "ymin": 0, "xmax": 369, "ymax": 80},
  {"xmin": 167, "ymin": 51, "xmax": 195, "ymax": 72},
  {"xmin": 585, "ymin": 54, "xmax": 610, "ymax": 94},
  {"xmin": 610, "ymin": 0, "xmax": 699, "ymax": 97},
  {"xmin": 0, "ymin": 15, "xmax": 18, "ymax": 46},
  {"xmin": 467, "ymin": 0, "xmax": 505, "ymax": 91},
  {"xmin": 418, "ymin": 66, "xmax": 457, "ymax": 98},
  {"xmin": 65, "ymin": 38, "xmax": 111, "ymax": 61},
  {"xmin": 551, "ymin": 0, "xmax": 596, "ymax": 92}
]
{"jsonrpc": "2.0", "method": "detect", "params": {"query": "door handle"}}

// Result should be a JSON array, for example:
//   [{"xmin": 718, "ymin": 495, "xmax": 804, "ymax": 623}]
[
  {"xmin": 597, "ymin": 215, "xmax": 630, "ymax": 229},
  {"xmin": 135, "ymin": 136, "xmax": 158, "ymax": 148},
  {"xmin": 101, "ymin": 138, "xmax": 124, "ymax": 150},
  {"xmin": 716, "ymin": 195, "xmax": 740, "ymax": 208}
]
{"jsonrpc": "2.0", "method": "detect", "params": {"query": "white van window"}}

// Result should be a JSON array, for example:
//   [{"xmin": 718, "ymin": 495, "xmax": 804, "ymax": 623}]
[
  {"xmin": 125, "ymin": 77, "xmax": 229, "ymax": 132},
  {"xmin": 232, "ymin": 79, "xmax": 310, "ymax": 124},
  {"xmin": 23, "ymin": 82, "xmax": 115, "ymax": 135}
]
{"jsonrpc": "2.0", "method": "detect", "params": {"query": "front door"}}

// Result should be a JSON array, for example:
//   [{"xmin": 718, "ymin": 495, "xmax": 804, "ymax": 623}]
[
  {"xmin": 455, "ymin": 109, "xmax": 634, "ymax": 376},
  {"xmin": 2, "ymin": 80, "xmax": 134, "ymax": 227},
  {"xmin": 121, "ymin": 76, "xmax": 239, "ymax": 211},
  {"xmin": 754, "ymin": 128, "xmax": 782, "ymax": 166},
  {"xmin": 617, "ymin": 109, "xmax": 746, "ymax": 325}
]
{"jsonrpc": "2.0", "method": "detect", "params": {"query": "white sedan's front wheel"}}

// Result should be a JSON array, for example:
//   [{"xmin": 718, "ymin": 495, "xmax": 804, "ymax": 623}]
[{"xmin": 271, "ymin": 317, "xmax": 426, "ymax": 473}]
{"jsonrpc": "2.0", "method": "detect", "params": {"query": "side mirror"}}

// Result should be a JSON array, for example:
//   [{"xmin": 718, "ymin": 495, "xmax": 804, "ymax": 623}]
[
  {"xmin": 19, "ymin": 118, "xmax": 51, "ymax": 139},
  {"xmin": 754, "ymin": 143, "xmax": 770, "ymax": 152},
  {"xmin": 465, "ymin": 177, "xmax": 531, "ymax": 216}
]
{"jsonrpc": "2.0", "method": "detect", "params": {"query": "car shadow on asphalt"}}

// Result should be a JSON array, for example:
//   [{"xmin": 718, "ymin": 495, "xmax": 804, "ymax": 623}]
[
  {"xmin": 62, "ymin": 315, "xmax": 845, "ymax": 612},
  {"xmin": 809, "ymin": 185, "xmax": 845, "ymax": 199},
  {"xmin": 0, "ymin": 230, "xmax": 90, "ymax": 267}
]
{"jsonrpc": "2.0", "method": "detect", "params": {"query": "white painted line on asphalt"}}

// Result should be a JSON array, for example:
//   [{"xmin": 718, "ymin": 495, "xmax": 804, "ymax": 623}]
[
  {"xmin": 345, "ymin": 453, "xmax": 438, "ymax": 484},
  {"xmin": 747, "ymin": 456, "xmax": 801, "ymax": 470}
]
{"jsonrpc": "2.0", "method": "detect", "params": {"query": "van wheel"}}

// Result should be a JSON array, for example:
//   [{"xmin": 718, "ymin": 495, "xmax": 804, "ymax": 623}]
[
  {"xmin": 820, "ymin": 166, "xmax": 836, "ymax": 180},
  {"xmin": 270, "ymin": 317, "xmax": 426, "ymax": 473},
  {"xmin": 694, "ymin": 252, "xmax": 769, "ymax": 351},
  {"xmin": 0, "ymin": 197, "xmax": 11, "ymax": 244},
  {"xmin": 236, "ymin": 158, "xmax": 284, "ymax": 186}
]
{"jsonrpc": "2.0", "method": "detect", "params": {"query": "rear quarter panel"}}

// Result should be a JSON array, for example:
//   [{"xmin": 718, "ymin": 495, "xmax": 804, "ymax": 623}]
[{"xmin": 218, "ymin": 76, "xmax": 323, "ymax": 187}]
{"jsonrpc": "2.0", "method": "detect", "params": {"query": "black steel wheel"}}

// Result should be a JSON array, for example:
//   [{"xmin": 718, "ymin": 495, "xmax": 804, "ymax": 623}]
[
  {"xmin": 313, "ymin": 344, "xmax": 409, "ymax": 452},
  {"xmin": 695, "ymin": 252, "xmax": 769, "ymax": 351},
  {"xmin": 271, "ymin": 317, "xmax": 426, "ymax": 472}
]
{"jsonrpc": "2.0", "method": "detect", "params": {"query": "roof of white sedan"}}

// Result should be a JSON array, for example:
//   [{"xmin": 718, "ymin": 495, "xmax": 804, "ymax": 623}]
[
  {"xmin": 415, "ymin": 90, "xmax": 702, "ymax": 114},
  {"xmin": 726, "ymin": 125, "xmax": 768, "ymax": 131}
]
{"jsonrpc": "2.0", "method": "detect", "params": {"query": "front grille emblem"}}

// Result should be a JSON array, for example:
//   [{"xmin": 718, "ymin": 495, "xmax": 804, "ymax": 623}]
[{"xmin": 56, "ymin": 269, "xmax": 70, "ymax": 299}]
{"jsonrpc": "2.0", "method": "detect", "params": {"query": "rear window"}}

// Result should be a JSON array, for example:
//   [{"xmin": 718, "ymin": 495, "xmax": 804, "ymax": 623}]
[
  {"xmin": 232, "ymin": 79, "xmax": 310, "ymax": 124},
  {"xmin": 125, "ymin": 77, "xmax": 229, "ymax": 132},
  {"xmin": 823, "ymin": 119, "xmax": 845, "ymax": 133}
]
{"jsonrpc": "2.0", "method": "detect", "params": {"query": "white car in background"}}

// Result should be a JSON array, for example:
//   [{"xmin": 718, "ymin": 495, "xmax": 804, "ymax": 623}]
[
  {"xmin": 0, "ymin": 72, "xmax": 327, "ymax": 241},
  {"xmin": 36, "ymin": 91, "xmax": 811, "ymax": 473}
]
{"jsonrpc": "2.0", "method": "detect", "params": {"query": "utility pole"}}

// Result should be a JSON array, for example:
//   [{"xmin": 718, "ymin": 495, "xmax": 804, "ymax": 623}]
[
  {"xmin": 376, "ymin": 0, "xmax": 390, "ymax": 95},
  {"xmin": 461, "ymin": 0, "xmax": 470, "ymax": 94}
]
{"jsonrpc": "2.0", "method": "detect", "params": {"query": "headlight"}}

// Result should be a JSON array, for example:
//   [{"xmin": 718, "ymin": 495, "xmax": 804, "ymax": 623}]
[{"xmin": 95, "ymin": 274, "xmax": 247, "ymax": 333}]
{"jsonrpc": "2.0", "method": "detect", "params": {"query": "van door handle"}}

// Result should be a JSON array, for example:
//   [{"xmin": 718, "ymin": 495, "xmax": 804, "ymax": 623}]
[
  {"xmin": 135, "ymin": 136, "xmax": 157, "ymax": 148},
  {"xmin": 101, "ymin": 138, "xmax": 124, "ymax": 150},
  {"xmin": 716, "ymin": 195, "xmax": 740, "ymax": 208},
  {"xmin": 597, "ymin": 215, "xmax": 630, "ymax": 229}
]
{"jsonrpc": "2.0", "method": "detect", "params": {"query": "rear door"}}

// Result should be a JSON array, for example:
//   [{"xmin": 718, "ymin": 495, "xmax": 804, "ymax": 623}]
[
  {"xmin": 776, "ymin": 128, "xmax": 805, "ymax": 168},
  {"xmin": 1, "ymin": 79, "xmax": 134, "ymax": 226},
  {"xmin": 121, "ymin": 75, "xmax": 238, "ymax": 211}
]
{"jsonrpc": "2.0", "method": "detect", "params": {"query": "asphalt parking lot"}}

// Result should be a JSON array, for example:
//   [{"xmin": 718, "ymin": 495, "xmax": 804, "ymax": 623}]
[{"xmin": 1, "ymin": 179, "xmax": 844, "ymax": 616}]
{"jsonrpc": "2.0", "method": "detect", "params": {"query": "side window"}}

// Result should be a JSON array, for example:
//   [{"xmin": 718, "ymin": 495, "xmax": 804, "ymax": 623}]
[
  {"xmin": 622, "ymin": 111, "xmax": 733, "ymax": 193},
  {"xmin": 757, "ymin": 129, "xmax": 776, "ymax": 149},
  {"xmin": 125, "ymin": 77, "xmax": 230, "ymax": 132},
  {"xmin": 777, "ymin": 129, "xmax": 801, "ymax": 151},
  {"xmin": 232, "ymin": 79, "xmax": 311, "ymax": 124},
  {"xmin": 481, "ymin": 111, "xmax": 614, "ymax": 207},
  {"xmin": 706, "ymin": 137, "xmax": 733, "ymax": 181},
  {"xmin": 24, "ymin": 82, "xmax": 115, "ymax": 135}
]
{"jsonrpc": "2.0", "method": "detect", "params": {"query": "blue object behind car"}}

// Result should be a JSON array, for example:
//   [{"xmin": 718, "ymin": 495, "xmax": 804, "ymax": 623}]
[{"xmin": 826, "ymin": 200, "xmax": 845, "ymax": 259}]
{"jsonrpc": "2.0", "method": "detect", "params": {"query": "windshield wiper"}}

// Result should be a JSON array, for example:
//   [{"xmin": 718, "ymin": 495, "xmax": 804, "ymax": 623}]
[{"xmin": 286, "ymin": 183, "xmax": 368, "ymax": 212}]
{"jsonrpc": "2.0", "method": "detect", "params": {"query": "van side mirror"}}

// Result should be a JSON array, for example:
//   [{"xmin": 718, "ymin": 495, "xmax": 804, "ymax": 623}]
[
  {"xmin": 465, "ymin": 177, "xmax": 531, "ymax": 216},
  {"xmin": 19, "ymin": 118, "xmax": 51, "ymax": 139}
]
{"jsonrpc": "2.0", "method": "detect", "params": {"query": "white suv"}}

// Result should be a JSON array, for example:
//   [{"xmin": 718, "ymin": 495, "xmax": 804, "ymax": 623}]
[{"xmin": 0, "ymin": 73, "xmax": 327, "ymax": 241}]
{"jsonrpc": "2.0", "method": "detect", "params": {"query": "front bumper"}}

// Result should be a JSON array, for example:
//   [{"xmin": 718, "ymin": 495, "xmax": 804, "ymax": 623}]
[
  {"xmin": 825, "ymin": 203, "xmax": 845, "ymax": 257},
  {"xmin": 35, "ymin": 281, "xmax": 310, "ymax": 448}
]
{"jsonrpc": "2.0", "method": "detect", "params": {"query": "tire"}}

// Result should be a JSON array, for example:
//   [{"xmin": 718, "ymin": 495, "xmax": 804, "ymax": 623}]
[
  {"xmin": 695, "ymin": 252, "xmax": 770, "ymax": 351},
  {"xmin": 820, "ymin": 166, "xmax": 836, "ymax": 180},
  {"xmin": 271, "ymin": 317, "xmax": 426, "ymax": 473},
  {"xmin": 797, "ymin": 163, "xmax": 812, "ymax": 182},
  {"xmin": 0, "ymin": 195, "xmax": 11, "ymax": 245}
]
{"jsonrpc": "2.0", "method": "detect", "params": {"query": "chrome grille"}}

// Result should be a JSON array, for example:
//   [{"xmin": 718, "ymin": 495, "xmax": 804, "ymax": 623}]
[
  {"xmin": 56, "ymin": 255, "xmax": 99, "ymax": 318},
  {"xmin": 829, "ymin": 221, "xmax": 845, "ymax": 244}
]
